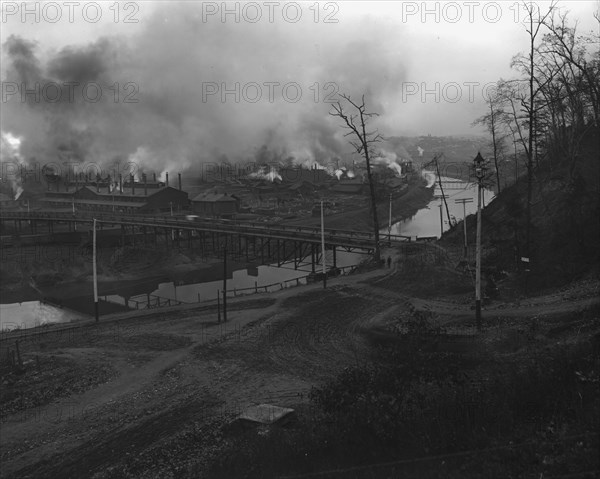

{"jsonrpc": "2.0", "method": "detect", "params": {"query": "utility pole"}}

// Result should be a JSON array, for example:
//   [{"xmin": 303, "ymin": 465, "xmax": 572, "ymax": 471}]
[
  {"xmin": 432, "ymin": 153, "xmax": 451, "ymax": 225},
  {"xmin": 473, "ymin": 152, "xmax": 486, "ymax": 331},
  {"xmin": 217, "ymin": 289, "xmax": 221, "ymax": 322},
  {"xmin": 321, "ymin": 200, "xmax": 326, "ymax": 288},
  {"xmin": 93, "ymin": 218, "xmax": 99, "ymax": 322},
  {"xmin": 223, "ymin": 247, "xmax": 227, "ymax": 321},
  {"xmin": 434, "ymin": 194, "xmax": 445, "ymax": 238},
  {"xmin": 455, "ymin": 198, "xmax": 473, "ymax": 258},
  {"xmin": 388, "ymin": 193, "xmax": 392, "ymax": 245}
]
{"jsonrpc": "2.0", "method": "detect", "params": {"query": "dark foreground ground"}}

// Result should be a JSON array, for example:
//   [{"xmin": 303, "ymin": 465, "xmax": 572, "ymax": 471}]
[{"xmin": 1, "ymin": 241, "xmax": 598, "ymax": 478}]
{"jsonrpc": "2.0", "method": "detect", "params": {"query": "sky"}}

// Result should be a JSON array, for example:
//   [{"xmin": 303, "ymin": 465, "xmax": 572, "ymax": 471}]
[{"xmin": 1, "ymin": 0, "xmax": 598, "ymax": 175}]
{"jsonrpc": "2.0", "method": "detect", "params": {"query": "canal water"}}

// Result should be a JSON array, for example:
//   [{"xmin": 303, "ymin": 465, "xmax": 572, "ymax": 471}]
[
  {"xmin": 1, "ymin": 174, "xmax": 493, "ymax": 330},
  {"xmin": 1, "ymin": 250, "xmax": 364, "ymax": 331},
  {"xmin": 104, "ymin": 249, "xmax": 364, "ymax": 308},
  {"xmin": 0, "ymin": 301, "xmax": 82, "ymax": 332},
  {"xmin": 385, "ymin": 175, "xmax": 495, "ymax": 239}
]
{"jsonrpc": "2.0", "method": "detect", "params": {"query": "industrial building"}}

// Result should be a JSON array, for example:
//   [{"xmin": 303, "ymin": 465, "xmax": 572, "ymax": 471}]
[{"xmin": 41, "ymin": 183, "xmax": 189, "ymax": 214}]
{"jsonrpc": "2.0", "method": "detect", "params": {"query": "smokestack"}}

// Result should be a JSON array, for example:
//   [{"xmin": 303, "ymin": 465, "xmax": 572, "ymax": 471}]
[
  {"xmin": 166, "ymin": 172, "xmax": 169, "ymax": 187},
  {"xmin": 153, "ymin": 172, "xmax": 156, "ymax": 182},
  {"xmin": 65, "ymin": 175, "xmax": 69, "ymax": 192},
  {"xmin": 131, "ymin": 174, "xmax": 135, "ymax": 195},
  {"xmin": 144, "ymin": 174, "xmax": 148, "ymax": 196},
  {"xmin": 178, "ymin": 173, "xmax": 182, "ymax": 191},
  {"xmin": 119, "ymin": 174, "xmax": 123, "ymax": 194}
]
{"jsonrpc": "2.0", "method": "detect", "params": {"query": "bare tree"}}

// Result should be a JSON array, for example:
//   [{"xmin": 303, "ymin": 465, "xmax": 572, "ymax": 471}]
[
  {"xmin": 330, "ymin": 94, "xmax": 383, "ymax": 261},
  {"xmin": 509, "ymin": 1, "xmax": 556, "ymax": 262},
  {"xmin": 473, "ymin": 86, "xmax": 508, "ymax": 193}
]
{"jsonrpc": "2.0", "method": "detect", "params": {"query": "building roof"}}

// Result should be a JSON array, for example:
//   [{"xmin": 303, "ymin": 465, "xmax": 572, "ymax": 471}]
[
  {"xmin": 79, "ymin": 185, "xmax": 184, "ymax": 198},
  {"xmin": 192, "ymin": 193, "xmax": 237, "ymax": 203},
  {"xmin": 41, "ymin": 197, "xmax": 147, "ymax": 208}
]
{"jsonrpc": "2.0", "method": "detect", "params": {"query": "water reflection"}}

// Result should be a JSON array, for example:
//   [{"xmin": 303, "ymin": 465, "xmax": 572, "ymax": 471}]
[
  {"xmin": 107, "ymin": 250, "xmax": 363, "ymax": 306},
  {"xmin": 0, "ymin": 301, "xmax": 82, "ymax": 331},
  {"xmin": 387, "ymin": 177, "xmax": 494, "ymax": 239}
]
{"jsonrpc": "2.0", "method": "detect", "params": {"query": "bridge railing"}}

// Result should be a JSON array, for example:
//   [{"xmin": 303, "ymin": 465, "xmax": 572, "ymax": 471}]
[
  {"xmin": 221, "ymin": 264, "xmax": 358, "ymax": 299},
  {"xmin": 0, "ymin": 211, "xmax": 412, "ymax": 244}
]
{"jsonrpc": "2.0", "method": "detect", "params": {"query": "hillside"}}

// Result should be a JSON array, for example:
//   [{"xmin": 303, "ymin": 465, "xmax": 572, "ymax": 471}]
[{"xmin": 442, "ymin": 126, "xmax": 600, "ymax": 292}]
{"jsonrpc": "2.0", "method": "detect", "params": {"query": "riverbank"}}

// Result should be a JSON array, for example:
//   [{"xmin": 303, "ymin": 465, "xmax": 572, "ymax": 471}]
[{"xmin": 283, "ymin": 176, "xmax": 433, "ymax": 231}]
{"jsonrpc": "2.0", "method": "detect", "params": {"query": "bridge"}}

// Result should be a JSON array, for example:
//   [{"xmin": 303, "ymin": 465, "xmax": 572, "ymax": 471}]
[{"xmin": 1, "ymin": 211, "xmax": 416, "ymax": 271}]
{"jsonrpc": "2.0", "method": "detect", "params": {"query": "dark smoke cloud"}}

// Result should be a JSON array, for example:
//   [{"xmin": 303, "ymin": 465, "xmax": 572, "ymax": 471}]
[{"xmin": 1, "ymin": 3, "xmax": 407, "ymax": 176}]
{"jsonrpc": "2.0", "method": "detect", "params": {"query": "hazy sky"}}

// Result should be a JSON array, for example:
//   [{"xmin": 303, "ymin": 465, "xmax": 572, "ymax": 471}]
[{"xmin": 1, "ymin": 1, "xmax": 598, "ymax": 173}]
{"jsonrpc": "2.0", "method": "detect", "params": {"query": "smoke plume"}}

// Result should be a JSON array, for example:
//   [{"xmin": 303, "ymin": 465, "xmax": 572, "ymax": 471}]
[{"xmin": 1, "ymin": 4, "xmax": 407, "ymax": 177}]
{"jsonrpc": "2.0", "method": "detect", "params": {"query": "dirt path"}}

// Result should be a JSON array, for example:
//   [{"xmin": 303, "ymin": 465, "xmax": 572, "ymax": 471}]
[{"xmin": 0, "ymin": 266, "xmax": 400, "ymax": 478}]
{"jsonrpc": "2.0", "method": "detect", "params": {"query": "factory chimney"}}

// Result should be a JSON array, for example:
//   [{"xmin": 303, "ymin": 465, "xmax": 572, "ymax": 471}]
[
  {"xmin": 178, "ymin": 173, "xmax": 182, "ymax": 191},
  {"xmin": 166, "ymin": 172, "xmax": 169, "ymax": 187},
  {"xmin": 119, "ymin": 174, "xmax": 123, "ymax": 194},
  {"xmin": 131, "ymin": 174, "xmax": 135, "ymax": 195},
  {"xmin": 153, "ymin": 172, "xmax": 156, "ymax": 182},
  {"xmin": 144, "ymin": 174, "xmax": 148, "ymax": 196}
]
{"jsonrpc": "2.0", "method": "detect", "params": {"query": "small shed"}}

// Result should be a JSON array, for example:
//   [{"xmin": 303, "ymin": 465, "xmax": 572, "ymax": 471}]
[{"xmin": 191, "ymin": 192, "xmax": 239, "ymax": 218}]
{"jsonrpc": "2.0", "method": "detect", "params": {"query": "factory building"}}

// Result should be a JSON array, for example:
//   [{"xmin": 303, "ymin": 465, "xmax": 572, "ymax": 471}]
[{"xmin": 41, "ymin": 183, "xmax": 189, "ymax": 214}]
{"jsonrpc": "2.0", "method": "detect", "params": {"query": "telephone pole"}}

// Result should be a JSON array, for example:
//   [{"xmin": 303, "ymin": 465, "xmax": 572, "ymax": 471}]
[
  {"xmin": 93, "ymin": 218, "xmax": 99, "ymax": 322},
  {"xmin": 455, "ymin": 198, "xmax": 473, "ymax": 258},
  {"xmin": 388, "ymin": 193, "xmax": 392, "ymax": 245},
  {"xmin": 473, "ymin": 153, "xmax": 486, "ymax": 331},
  {"xmin": 223, "ymin": 247, "xmax": 227, "ymax": 321},
  {"xmin": 321, "ymin": 200, "xmax": 327, "ymax": 288},
  {"xmin": 434, "ymin": 194, "xmax": 445, "ymax": 238}
]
